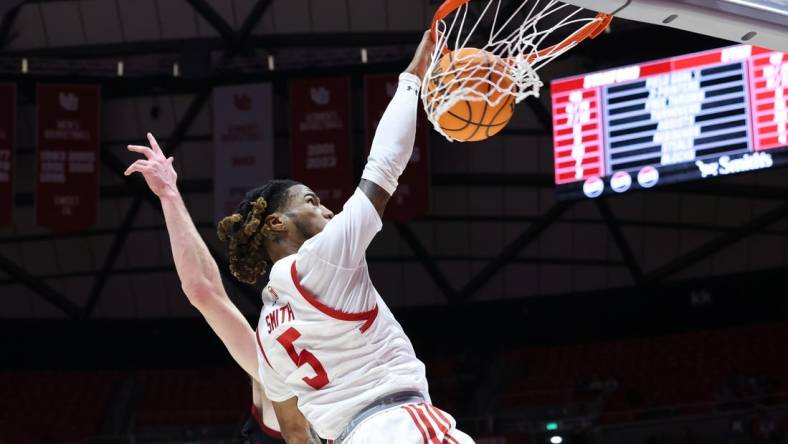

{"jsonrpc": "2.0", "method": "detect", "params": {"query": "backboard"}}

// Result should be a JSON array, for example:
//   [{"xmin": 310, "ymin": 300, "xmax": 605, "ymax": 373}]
[{"xmin": 561, "ymin": 0, "xmax": 788, "ymax": 53}]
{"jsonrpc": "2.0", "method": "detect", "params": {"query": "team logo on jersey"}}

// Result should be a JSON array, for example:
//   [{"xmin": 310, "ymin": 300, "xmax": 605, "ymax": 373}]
[{"xmin": 267, "ymin": 286, "xmax": 279, "ymax": 303}]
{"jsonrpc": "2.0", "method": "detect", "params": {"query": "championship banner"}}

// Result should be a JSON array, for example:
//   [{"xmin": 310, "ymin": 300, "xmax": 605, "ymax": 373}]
[
  {"xmin": 364, "ymin": 74, "xmax": 431, "ymax": 222},
  {"xmin": 213, "ymin": 83, "xmax": 275, "ymax": 222},
  {"xmin": 0, "ymin": 84, "xmax": 15, "ymax": 226},
  {"xmin": 289, "ymin": 77, "xmax": 353, "ymax": 213},
  {"xmin": 36, "ymin": 84, "xmax": 100, "ymax": 232}
]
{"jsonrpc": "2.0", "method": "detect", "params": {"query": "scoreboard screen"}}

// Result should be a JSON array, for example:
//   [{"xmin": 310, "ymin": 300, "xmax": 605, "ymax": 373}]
[{"xmin": 551, "ymin": 45, "xmax": 788, "ymax": 200}]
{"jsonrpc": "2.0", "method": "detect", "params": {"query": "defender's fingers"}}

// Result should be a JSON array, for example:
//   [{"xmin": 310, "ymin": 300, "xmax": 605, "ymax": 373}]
[
  {"xmin": 147, "ymin": 132, "xmax": 164, "ymax": 155},
  {"xmin": 127, "ymin": 145, "xmax": 154, "ymax": 158},
  {"xmin": 124, "ymin": 159, "xmax": 150, "ymax": 176}
]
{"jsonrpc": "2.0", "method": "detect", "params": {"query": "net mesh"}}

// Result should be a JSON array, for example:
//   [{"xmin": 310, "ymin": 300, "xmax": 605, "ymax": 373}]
[{"xmin": 422, "ymin": 0, "xmax": 610, "ymax": 141}]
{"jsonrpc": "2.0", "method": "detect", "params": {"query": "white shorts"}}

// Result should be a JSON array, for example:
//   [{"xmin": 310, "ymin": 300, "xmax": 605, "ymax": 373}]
[{"xmin": 337, "ymin": 402, "xmax": 475, "ymax": 444}]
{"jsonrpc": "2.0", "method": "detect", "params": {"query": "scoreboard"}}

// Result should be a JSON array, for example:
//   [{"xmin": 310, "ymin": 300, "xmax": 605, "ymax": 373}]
[{"xmin": 551, "ymin": 45, "xmax": 788, "ymax": 200}]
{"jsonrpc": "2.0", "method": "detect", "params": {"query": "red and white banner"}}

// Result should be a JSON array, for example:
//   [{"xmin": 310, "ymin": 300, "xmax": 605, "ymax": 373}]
[
  {"xmin": 365, "ymin": 74, "xmax": 431, "ymax": 222},
  {"xmin": 0, "ymin": 83, "xmax": 15, "ymax": 226},
  {"xmin": 213, "ymin": 83, "xmax": 275, "ymax": 222},
  {"xmin": 289, "ymin": 77, "xmax": 353, "ymax": 213},
  {"xmin": 36, "ymin": 84, "xmax": 100, "ymax": 232}
]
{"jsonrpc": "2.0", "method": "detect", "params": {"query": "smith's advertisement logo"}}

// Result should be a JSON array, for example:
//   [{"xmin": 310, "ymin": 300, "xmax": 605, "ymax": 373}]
[{"xmin": 695, "ymin": 152, "xmax": 773, "ymax": 178}]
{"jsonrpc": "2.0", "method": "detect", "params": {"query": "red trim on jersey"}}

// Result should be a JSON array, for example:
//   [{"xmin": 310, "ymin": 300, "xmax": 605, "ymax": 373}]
[
  {"xmin": 251, "ymin": 404, "xmax": 283, "ymax": 439},
  {"xmin": 255, "ymin": 329, "xmax": 273, "ymax": 368},
  {"xmin": 290, "ymin": 261, "xmax": 379, "ymax": 333},
  {"xmin": 403, "ymin": 405, "xmax": 430, "ymax": 444}
]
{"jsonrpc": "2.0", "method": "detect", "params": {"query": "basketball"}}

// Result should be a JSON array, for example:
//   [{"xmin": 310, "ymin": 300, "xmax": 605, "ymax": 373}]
[{"xmin": 426, "ymin": 47, "xmax": 516, "ymax": 142}]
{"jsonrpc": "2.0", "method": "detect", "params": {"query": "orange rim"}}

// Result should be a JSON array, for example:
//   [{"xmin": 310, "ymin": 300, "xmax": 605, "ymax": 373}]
[{"xmin": 430, "ymin": 0, "xmax": 612, "ymax": 59}]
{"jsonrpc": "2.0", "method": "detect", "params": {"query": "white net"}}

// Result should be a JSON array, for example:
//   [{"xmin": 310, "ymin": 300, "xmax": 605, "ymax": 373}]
[{"xmin": 422, "ymin": 0, "xmax": 611, "ymax": 141}]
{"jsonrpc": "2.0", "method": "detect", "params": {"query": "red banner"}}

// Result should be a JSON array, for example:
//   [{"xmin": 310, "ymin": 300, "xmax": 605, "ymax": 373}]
[
  {"xmin": 289, "ymin": 77, "xmax": 353, "ymax": 213},
  {"xmin": 0, "ymin": 84, "xmax": 15, "ymax": 226},
  {"xmin": 36, "ymin": 84, "xmax": 100, "ymax": 232},
  {"xmin": 364, "ymin": 74, "xmax": 431, "ymax": 222}
]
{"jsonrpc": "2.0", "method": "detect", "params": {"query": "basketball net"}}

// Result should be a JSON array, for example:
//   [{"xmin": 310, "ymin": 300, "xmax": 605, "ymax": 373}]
[{"xmin": 422, "ymin": 0, "xmax": 612, "ymax": 142}]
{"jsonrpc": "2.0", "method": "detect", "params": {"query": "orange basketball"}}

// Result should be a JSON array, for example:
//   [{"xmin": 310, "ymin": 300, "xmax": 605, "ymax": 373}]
[{"xmin": 426, "ymin": 48, "xmax": 515, "ymax": 142}]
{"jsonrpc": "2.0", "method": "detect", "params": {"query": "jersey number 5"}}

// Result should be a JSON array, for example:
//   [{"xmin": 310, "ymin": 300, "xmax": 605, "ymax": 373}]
[{"xmin": 276, "ymin": 327, "xmax": 329, "ymax": 390}]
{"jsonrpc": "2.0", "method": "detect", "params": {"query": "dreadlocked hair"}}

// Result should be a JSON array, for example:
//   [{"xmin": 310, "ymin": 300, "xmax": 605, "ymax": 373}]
[{"xmin": 217, "ymin": 179, "xmax": 300, "ymax": 285}]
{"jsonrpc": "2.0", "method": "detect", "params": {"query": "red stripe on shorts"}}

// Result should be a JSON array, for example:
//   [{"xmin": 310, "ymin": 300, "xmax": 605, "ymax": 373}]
[
  {"xmin": 426, "ymin": 405, "xmax": 460, "ymax": 444},
  {"xmin": 430, "ymin": 405, "xmax": 453, "ymax": 429},
  {"xmin": 411, "ymin": 404, "xmax": 441, "ymax": 444},
  {"xmin": 443, "ymin": 432, "xmax": 461, "ymax": 444},
  {"xmin": 420, "ymin": 404, "xmax": 448, "ymax": 435},
  {"xmin": 402, "ymin": 405, "xmax": 430, "ymax": 444}
]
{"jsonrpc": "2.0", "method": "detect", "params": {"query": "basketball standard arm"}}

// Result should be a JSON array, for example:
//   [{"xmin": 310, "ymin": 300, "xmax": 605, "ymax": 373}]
[
  {"xmin": 125, "ymin": 133, "xmax": 259, "ymax": 381},
  {"xmin": 359, "ymin": 30, "xmax": 434, "ymax": 217}
]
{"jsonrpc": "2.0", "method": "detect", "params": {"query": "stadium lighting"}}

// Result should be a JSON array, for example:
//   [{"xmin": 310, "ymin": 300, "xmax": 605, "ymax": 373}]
[{"xmin": 550, "ymin": 436, "xmax": 563, "ymax": 444}]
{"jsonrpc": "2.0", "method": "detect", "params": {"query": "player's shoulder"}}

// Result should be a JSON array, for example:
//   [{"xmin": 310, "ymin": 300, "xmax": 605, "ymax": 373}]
[{"xmin": 269, "ymin": 254, "xmax": 297, "ymax": 280}]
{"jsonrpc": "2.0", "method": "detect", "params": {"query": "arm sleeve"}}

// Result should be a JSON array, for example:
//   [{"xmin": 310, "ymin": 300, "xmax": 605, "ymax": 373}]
[
  {"xmin": 293, "ymin": 73, "xmax": 420, "ymax": 311},
  {"xmin": 297, "ymin": 72, "xmax": 420, "ymax": 268},
  {"xmin": 360, "ymin": 72, "xmax": 421, "ymax": 195}
]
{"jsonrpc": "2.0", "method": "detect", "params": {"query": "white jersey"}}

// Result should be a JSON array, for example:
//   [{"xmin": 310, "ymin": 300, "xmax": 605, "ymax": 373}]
[{"xmin": 255, "ymin": 189, "xmax": 430, "ymax": 440}]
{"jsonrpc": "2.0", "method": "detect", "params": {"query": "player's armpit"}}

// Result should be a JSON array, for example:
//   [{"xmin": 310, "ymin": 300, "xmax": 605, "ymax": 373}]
[
  {"xmin": 272, "ymin": 397, "xmax": 317, "ymax": 444},
  {"xmin": 358, "ymin": 178, "xmax": 390, "ymax": 218}
]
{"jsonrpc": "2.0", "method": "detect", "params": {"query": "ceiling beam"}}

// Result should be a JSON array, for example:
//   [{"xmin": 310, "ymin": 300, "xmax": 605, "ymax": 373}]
[
  {"xmin": 83, "ymin": 2, "xmax": 276, "ymax": 315},
  {"xmin": 0, "ymin": 252, "xmax": 82, "ymax": 319},
  {"xmin": 2, "ymin": 33, "xmax": 421, "ymax": 58},
  {"xmin": 596, "ymin": 198, "xmax": 645, "ymax": 285},
  {"xmin": 6, "ymin": 215, "xmax": 788, "ymax": 246},
  {"xmin": 458, "ymin": 201, "xmax": 573, "ymax": 302},
  {"xmin": 0, "ymin": 2, "xmax": 21, "ymax": 49},
  {"xmin": 646, "ymin": 202, "xmax": 788, "ymax": 283},
  {"xmin": 394, "ymin": 224, "xmax": 458, "ymax": 302},
  {"xmin": 186, "ymin": 0, "xmax": 238, "ymax": 50},
  {"xmin": 0, "ymin": 256, "xmax": 626, "ymax": 287},
  {"xmin": 81, "ymin": 90, "xmax": 211, "ymax": 317}
]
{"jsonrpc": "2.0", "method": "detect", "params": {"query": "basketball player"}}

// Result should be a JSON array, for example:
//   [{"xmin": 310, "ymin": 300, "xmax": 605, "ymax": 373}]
[
  {"xmin": 239, "ymin": 379, "xmax": 286, "ymax": 444},
  {"xmin": 125, "ymin": 31, "xmax": 473, "ymax": 443},
  {"xmin": 242, "ymin": 379, "xmax": 324, "ymax": 444}
]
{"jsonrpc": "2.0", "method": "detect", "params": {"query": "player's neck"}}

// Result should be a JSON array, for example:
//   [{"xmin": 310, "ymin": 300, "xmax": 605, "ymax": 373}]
[{"xmin": 266, "ymin": 235, "xmax": 304, "ymax": 264}]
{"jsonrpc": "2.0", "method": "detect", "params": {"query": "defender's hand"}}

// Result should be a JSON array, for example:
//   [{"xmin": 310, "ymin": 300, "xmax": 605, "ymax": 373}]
[
  {"xmin": 124, "ymin": 132, "xmax": 178, "ymax": 199},
  {"xmin": 405, "ymin": 30, "xmax": 435, "ymax": 81}
]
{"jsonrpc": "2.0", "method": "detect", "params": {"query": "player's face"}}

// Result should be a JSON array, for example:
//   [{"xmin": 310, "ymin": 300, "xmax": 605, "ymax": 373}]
[{"xmin": 284, "ymin": 184, "xmax": 334, "ymax": 240}]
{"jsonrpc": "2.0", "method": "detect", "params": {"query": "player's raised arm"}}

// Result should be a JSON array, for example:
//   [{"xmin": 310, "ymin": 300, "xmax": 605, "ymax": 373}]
[
  {"xmin": 359, "ymin": 30, "xmax": 434, "ymax": 217},
  {"xmin": 295, "ymin": 32, "xmax": 435, "ymax": 276},
  {"xmin": 125, "ymin": 133, "xmax": 259, "ymax": 381}
]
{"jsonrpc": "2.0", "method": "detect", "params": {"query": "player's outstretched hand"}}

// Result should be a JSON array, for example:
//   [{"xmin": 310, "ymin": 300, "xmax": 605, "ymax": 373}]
[
  {"xmin": 405, "ymin": 30, "xmax": 435, "ymax": 81},
  {"xmin": 124, "ymin": 132, "xmax": 178, "ymax": 199}
]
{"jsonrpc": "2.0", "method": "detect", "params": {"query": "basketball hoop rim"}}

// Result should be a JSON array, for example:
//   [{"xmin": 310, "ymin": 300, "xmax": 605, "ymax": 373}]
[{"xmin": 429, "ymin": 0, "xmax": 613, "ymax": 62}]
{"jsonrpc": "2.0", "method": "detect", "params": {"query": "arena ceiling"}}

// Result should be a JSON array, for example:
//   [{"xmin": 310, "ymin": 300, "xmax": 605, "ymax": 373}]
[{"xmin": 1, "ymin": 0, "xmax": 788, "ymax": 320}]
